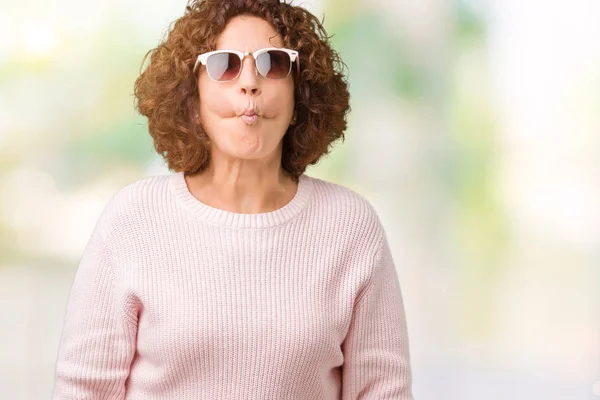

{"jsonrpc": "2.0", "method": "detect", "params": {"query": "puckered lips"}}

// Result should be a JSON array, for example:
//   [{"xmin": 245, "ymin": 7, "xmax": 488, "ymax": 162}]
[{"xmin": 240, "ymin": 106, "xmax": 260, "ymax": 125}]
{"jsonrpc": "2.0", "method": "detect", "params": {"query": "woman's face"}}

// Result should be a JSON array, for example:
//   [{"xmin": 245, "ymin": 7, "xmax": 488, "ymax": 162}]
[{"xmin": 197, "ymin": 15, "xmax": 295, "ymax": 163}]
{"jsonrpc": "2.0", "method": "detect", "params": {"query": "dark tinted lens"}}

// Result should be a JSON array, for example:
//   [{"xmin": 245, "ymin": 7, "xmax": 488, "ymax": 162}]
[
  {"xmin": 256, "ymin": 50, "xmax": 291, "ymax": 79},
  {"xmin": 207, "ymin": 52, "xmax": 241, "ymax": 81}
]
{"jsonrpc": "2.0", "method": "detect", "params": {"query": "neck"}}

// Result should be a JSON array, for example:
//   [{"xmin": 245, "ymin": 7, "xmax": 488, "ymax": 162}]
[{"xmin": 184, "ymin": 166, "xmax": 298, "ymax": 214}]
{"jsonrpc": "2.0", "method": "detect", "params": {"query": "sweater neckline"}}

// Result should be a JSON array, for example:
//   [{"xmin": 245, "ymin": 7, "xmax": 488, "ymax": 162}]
[{"xmin": 169, "ymin": 170, "xmax": 314, "ymax": 229}]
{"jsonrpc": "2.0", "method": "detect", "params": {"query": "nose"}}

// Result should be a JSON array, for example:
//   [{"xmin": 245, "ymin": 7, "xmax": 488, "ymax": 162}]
[{"xmin": 237, "ymin": 56, "xmax": 260, "ymax": 96}]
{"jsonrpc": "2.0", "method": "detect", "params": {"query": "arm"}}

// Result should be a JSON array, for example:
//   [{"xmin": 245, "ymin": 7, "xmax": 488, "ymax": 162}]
[
  {"xmin": 341, "ymin": 233, "xmax": 414, "ymax": 400},
  {"xmin": 52, "ymin": 217, "xmax": 138, "ymax": 399}
]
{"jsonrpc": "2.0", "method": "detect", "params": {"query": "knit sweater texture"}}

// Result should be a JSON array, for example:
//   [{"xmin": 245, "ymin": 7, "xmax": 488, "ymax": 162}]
[{"xmin": 52, "ymin": 171, "xmax": 413, "ymax": 399}]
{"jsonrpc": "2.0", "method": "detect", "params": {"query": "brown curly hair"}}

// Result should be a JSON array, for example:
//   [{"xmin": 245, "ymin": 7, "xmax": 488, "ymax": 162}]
[{"xmin": 133, "ymin": 0, "xmax": 350, "ymax": 181}]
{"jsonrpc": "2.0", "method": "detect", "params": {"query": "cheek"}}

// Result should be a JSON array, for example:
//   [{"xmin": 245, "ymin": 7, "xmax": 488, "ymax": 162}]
[
  {"xmin": 197, "ymin": 75, "xmax": 295, "ymax": 121},
  {"xmin": 198, "ymin": 81, "xmax": 237, "ymax": 119},
  {"xmin": 263, "ymin": 82, "xmax": 295, "ymax": 119}
]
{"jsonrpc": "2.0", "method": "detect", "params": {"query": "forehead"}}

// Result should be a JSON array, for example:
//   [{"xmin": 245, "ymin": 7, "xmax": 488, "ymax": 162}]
[{"xmin": 216, "ymin": 15, "xmax": 285, "ymax": 50}]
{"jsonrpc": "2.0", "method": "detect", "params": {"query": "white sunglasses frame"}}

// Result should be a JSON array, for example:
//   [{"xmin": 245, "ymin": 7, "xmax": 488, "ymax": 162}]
[{"xmin": 193, "ymin": 47, "xmax": 300, "ymax": 81}]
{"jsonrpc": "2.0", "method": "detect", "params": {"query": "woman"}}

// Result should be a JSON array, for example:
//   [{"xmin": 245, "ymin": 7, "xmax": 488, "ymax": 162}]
[{"xmin": 52, "ymin": 0, "xmax": 414, "ymax": 398}]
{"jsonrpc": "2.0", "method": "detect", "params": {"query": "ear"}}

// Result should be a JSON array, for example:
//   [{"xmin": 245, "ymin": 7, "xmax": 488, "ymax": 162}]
[{"xmin": 290, "ymin": 110, "xmax": 297, "ymax": 125}]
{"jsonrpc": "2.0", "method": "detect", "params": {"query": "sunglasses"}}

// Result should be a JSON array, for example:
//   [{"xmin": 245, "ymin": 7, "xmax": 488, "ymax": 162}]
[{"xmin": 193, "ymin": 47, "xmax": 299, "ymax": 82}]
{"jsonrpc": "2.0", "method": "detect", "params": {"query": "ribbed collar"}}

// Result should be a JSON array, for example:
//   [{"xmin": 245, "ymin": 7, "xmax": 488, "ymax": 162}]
[{"xmin": 169, "ymin": 171, "xmax": 314, "ymax": 229}]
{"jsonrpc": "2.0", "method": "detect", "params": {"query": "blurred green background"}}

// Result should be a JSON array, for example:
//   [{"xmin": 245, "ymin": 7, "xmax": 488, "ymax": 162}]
[{"xmin": 1, "ymin": 0, "xmax": 599, "ymax": 398}]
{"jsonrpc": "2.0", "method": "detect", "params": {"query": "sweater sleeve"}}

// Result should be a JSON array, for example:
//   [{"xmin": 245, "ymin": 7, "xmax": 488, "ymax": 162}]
[
  {"xmin": 341, "ymin": 232, "xmax": 414, "ymax": 400},
  {"xmin": 52, "ymin": 216, "xmax": 138, "ymax": 399}
]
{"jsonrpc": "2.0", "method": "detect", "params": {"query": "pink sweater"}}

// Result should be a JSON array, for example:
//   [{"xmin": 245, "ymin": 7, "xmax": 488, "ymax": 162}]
[{"xmin": 52, "ymin": 171, "xmax": 413, "ymax": 399}]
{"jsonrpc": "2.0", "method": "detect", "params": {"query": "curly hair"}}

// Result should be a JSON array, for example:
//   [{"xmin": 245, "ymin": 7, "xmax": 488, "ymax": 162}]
[{"xmin": 133, "ymin": 0, "xmax": 350, "ymax": 181}]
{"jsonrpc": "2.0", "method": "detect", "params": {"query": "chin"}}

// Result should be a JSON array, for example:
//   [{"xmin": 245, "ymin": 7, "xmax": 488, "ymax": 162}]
[
  {"xmin": 215, "ymin": 141, "xmax": 267, "ymax": 159},
  {"xmin": 235, "ymin": 141, "xmax": 284, "ymax": 161}
]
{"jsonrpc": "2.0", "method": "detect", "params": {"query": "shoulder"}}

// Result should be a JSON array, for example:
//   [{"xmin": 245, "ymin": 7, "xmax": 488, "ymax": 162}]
[
  {"xmin": 107, "ymin": 173, "xmax": 170, "ymax": 209},
  {"xmin": 307, "ymin": 174, "xmax": 381, "ymax": 218},
  {"xmin": 305, "ymin": 174, "xmax": 385, "ymax": 243},
  {"xmin": 96, "ymin": 173, "xmax": 172, "ymax": 234}
]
